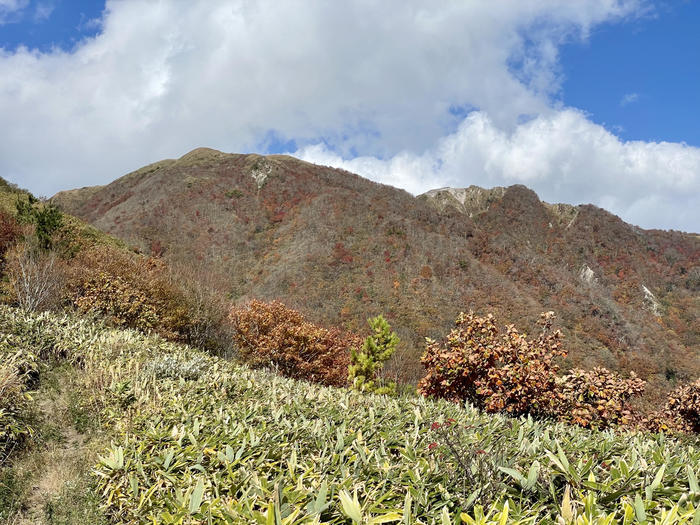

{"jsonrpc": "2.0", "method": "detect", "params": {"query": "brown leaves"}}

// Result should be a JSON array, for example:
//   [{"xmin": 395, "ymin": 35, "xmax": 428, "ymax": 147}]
[
  {"xmin": 646, "ymin": 378, "xmax": 700, "ymax": 433},
  {"xmin": 418, "ymin": 309, "xmax": 657, "ymax": 430},
  {"xmin": 229, "ymin": 300, "xmax": 361, "ymax": 387},
  {"xmin": 557, "ymin": 367, "xmax": 646, "ymax": 429},
  {"xmin": 418, "ymin": 310, "xmax": 565, "ymax": 418},
  {"xmin": 66, "ymin": 246, "xmax": 208, "ymax": 345}
]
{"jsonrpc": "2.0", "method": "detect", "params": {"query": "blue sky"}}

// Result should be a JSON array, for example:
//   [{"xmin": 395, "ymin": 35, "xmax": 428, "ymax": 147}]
[
  {"xmin": 560, "ymin": 1, "xmax": 700, "ymax": 147},
  {"xmin": 0, "ymin": 1, "xmax": 103, "ymax": 51},
  {"xmin": 0, "ymin": 1, "xmax": 698, "ymax": 231}
]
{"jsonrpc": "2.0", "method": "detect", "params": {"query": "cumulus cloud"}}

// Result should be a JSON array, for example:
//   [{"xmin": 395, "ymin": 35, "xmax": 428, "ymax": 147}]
[
  {"xmin": 0, "ymin": 0, "xmax": 697, "ymax": 231},
  {"xmin": 297, "ymin": 110, "xmax": 699, "ymax": 231}
]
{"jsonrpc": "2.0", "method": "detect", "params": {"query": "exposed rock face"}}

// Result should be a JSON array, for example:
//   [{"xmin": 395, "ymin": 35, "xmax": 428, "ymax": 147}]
[
  {"xmin": 642, "ymin": 285, "xmax": 661, "ymax": 316},
  {"xmin": 579, "ymin": 264, "xmax": 597, "ymax": 284},
  {"xmin": 419, "ymin": 186, "xmax": 507, "ymax": 217},
  {"xmin": 250, "ymin": 160, "xmax": 272, "ymax": 189}
]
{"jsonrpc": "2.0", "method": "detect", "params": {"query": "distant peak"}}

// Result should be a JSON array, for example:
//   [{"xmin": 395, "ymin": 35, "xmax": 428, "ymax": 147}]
[{"xmin": 178, "ymin": 147, "xmax": 226, "ymax": 162}]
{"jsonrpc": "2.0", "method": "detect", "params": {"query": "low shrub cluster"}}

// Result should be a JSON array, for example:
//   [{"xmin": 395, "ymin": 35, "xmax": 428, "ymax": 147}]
[
  {"xmin": 15, "ymin": 195, "xmax": 63, "ymax": 250},
  {"xmin": 0, "ymin": 210, "xmax": 21, "ymax": 272},
  {"xmin": 419, "ymin": 311, "xmax": 565, "ymax": 418},
  {"xmin": 0, "ymin": 306, "xmax": 698, "ymax": 523},
  {"xmin": 66, "ymin": 247, "xmax": 231, "ymax": 353},
  {"xmin": 68, "ymin": 248, "xmax": 188, "ymax": 337},
  {"xmin": 419, "ymin": 309, "xmax": 699, "ymax": 433},
  {"xmin": 647, "ymin": 379, "xmax": 700, "ymax": 434},
  {"xmin": 557, "ymin": 366, "xmax": 646, "ymax": 429},
  {"xmin": 229, "ymin": 300, "xmax": 360, "ymax": 386}
]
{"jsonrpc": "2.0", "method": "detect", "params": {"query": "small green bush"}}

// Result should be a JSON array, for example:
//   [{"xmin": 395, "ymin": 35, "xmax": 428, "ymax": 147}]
[
  {"xmin": 15, "ymin": 196, "xmax": 63, "ymax": 250},
  {"xmin": 348, "ymin": 314, "xmax": 398, "ymax": 395}
]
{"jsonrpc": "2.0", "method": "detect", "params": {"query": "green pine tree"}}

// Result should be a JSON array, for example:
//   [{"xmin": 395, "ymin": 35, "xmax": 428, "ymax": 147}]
[
  {"xmin": 349, "ymin": 315, "xmax": 399, "ymax": 395},
  {"xmin": 14, "ymin": 196, "xmax": 63, "ymax": 250}
]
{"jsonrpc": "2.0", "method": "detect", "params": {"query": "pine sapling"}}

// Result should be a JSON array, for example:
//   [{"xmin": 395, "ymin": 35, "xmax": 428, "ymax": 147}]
[{"xmin": 349, "ymin": 315, "xmax": 399, "ymax": 395}]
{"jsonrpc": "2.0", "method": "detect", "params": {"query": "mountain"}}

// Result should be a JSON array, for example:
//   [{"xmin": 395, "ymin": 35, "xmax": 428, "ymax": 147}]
[{"xmin": 52, "ymin": 148, "xmax": 699, "ymax": 400}]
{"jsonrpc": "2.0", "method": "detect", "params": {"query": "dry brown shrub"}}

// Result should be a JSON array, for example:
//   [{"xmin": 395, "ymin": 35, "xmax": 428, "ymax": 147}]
[
  {"xmin": 645, "ymin": 378, "xmax": 700, "ymax": 433},
  {"xmin": 229, "ymin": 300, "xmax": 361, "ymax": 386},
  {"xmin": 557, "ymin": 367, "xmax": 646, "ymax": 429},
  {"xmin": 66, "ymin": 247, "xmax": 203, "ymax": 343},
  {"xmin": 166, "ymin": 261, "xmax": 236, "ymax": 355},
  {"xmin": 0, "ymin": 211, "xmax": 21, "ymax": 267},
  {"xmin": 418, "ymin": 311, "xmax": 565, "ymax": 417}
]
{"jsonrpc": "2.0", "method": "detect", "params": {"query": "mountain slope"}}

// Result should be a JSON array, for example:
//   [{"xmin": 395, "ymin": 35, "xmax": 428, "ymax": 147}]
[{"xmin": 52, "ymin": 148, "xmax": 699, "ymax": 398}]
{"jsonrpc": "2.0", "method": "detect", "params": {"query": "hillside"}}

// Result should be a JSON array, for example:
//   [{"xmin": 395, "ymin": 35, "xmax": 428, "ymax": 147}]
[
  {"xmin": 1, "ymin": 306, "xmax": 699, "ymax": 523},
  {"xmin": 52, "ymin": 148, "xmax": 700, "ymax": 399}
]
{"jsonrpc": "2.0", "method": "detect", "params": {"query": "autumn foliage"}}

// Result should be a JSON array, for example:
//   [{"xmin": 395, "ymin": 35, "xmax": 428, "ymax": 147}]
[
  {"xmin": 418, "ymin": 311, "xmax": 565, "ymax": 417},
  {"xmin": 229, "ymin": 300, "xmax": 361, "ymax": 386},
  {"xmin": 66, "ymin": 246, "xmax": 229, "ymax": 351},
  {"xmin": 419, "ymin": 310, "xmax": 656, "ymax": 429},
  {"xmin": 557, "ymin": 367, "xmax": 646, "ymax": 429},
  {"xmin": 0, "ymin": 211, "xmax": 21, "ymax": 266},
  {"xmin": 647, "ymin": 379, "xmax": 700, "ymax": 433}
]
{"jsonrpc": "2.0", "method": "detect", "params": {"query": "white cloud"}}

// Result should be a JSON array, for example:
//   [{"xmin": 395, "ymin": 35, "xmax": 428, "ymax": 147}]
[
  {"xmin": 1, "ymin": 0, "xmax": 697, "ymax": 231},
  {"xmin": 0, "ymin": 0, "xmax": 28, "ymax": 23},
  {"xmin": 620, "ymin": 92, "xmax": 640, "ymax": 106},
  {"xmin": 297, "ymin": 110, "xmax": 699, "ymax": 231},
  {"xmin": 33, "ymin": 2, "xmax": 54, "ymax": 23}
]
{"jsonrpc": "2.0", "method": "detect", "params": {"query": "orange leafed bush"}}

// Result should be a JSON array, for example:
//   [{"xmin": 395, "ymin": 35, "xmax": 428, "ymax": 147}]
[
  {"xmin": 557, "ymin": 367, "xmax": 646, "ymax": 429},
  {"xmin": 229, "ymin": 300, "xmax": 361, "ymax": 386},
  {"xmin": 418, "ymin": 311, "xmax": 565, "ymax": 417}
]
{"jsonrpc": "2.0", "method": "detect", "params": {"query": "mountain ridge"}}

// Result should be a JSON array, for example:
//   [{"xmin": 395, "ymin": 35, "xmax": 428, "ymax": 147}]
[{"xmin": 51, "ymin": 148, "xmax": 700, "ymax": 399}]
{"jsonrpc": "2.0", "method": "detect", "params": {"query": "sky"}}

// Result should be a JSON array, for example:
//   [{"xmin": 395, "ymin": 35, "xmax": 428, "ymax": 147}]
[{"xmin": 0, "ymin": 1, "xmax": 698, "ymax": 232}]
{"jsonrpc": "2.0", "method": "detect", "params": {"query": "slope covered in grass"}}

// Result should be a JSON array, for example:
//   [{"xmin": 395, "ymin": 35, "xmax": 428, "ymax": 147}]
[{"xmin": 1, "ymin": 306, "xmax": 699, "ymax": 524}]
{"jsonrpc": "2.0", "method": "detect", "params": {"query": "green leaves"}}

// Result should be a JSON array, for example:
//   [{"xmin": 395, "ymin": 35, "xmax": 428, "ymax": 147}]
[
  {"xmin": 188, "ymin": 479, "xmax": 204, "ymax": 514},
  {"xmin": 498, "ymin": 461, "xmax": 540, "ymax": 491},
  {"xmin": 2, "ymin": 305, "xmax": 700, "ymax": 524},
  {"xmin": 349, "ymin": 315, "xmax": 399, "ymax": 395}
]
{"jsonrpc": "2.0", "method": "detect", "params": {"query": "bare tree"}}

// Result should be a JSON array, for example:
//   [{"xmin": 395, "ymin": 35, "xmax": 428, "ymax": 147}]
[{"xmin": 7, "ymin": 244, "xmax": 63, "ymax": 311}]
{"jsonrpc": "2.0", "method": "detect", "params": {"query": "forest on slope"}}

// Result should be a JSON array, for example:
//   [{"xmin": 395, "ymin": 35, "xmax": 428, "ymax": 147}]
[{"xmin": 52, "ymin": 148, "xmax": 700, "ymax": 402}]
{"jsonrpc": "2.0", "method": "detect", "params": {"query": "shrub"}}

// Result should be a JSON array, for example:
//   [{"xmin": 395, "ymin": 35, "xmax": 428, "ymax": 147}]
[
  {"xmin": 5, "ymin": 244, "xmax": 65, "ymax": 312},
  {"xmin": 647, "ymin": 378, "xmax": 700, "ymax": 433},
  {"xmin": 0, "ymin": 211, "xmax": 21, "ymax": 271},
  {"xmin": 418, "ymin": 311, "xmax": 565, "ymax": 417},
  {"xmin": 349, "ymin": 315, "xmax": 399, "ymax": 395},
  {"xmin": 427, "ymin": 419, "xmax": 509, "ymax": 510},
  {"xmin": 0, "ymin": 340, "xmax": 38, "ymax": 460},
  {"xmin": 556, "ymin": 367, "xmax": 646, "ymax": 429},
  {"xmin": 67, "ymin": 247, "xmax": 209, "ymax": 345},
  {"xmin": 73, "ymin": 271, "xmax": 161, "ymax": 332},
  {"xmin": 15, "ymin": 196, "xmax": 63, "ymax": 250},
  {"xmin": 229, "ymin": 300, "xmax": 360, "ymax": 386}
]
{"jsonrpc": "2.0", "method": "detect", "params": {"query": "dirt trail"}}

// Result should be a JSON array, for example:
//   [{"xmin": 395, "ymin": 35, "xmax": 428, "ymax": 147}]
[{"xmin": 12, "ymin": 381, "xmax": 91, "ymax": 524}]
